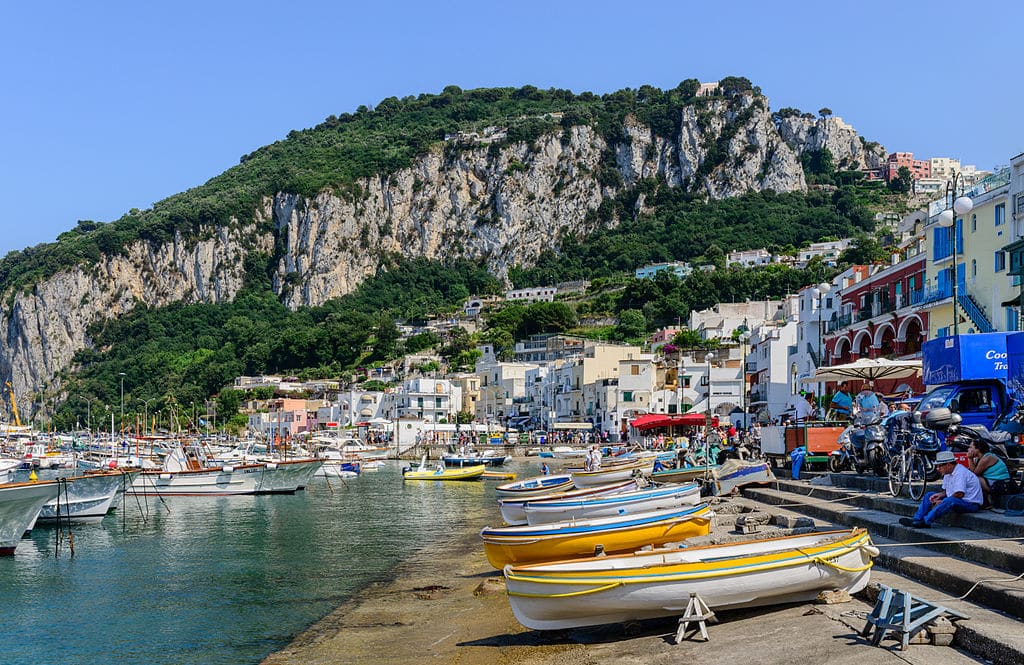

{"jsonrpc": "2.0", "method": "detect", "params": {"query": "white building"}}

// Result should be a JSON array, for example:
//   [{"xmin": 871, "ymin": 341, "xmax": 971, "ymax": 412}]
[
  {"xmin": 505, "ymin": 286, "xmax": 556, "ymax": 303},
  {"xmin": 474, "ymin": 360, "xmax": 539, "ymax": 425},
  {"xmin": 748, "ymin": 320, "xmax": 798, "ymax": 422},
  {"xmin": 795, "ymin": 239, "xmax": 852, "ymax": 268},
  {"xmin": 688, "ymin": 301, "xmax": 784, "ymax": 341},
  {"xmin": 394, "ymin": 378, "xmax": 462, "ymax": 423},
  {"xmin": 726, "ymin": 248, "xmax": 773, "ymax": 268}
]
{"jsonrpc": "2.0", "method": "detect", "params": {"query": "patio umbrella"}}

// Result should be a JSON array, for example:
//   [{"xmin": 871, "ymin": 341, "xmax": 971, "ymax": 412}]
[{"xmin": 800, "ymin": 358, "xmax": 922, "ymax": 383}]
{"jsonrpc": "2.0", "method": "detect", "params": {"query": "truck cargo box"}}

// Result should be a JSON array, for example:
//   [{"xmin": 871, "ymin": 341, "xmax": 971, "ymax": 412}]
[{"xmin": 922, "ymin": 332, "xmax": 1014, "ymax": 386}]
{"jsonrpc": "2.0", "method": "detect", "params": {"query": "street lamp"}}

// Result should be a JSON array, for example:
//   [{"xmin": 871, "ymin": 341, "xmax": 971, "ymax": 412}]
[
  {"xmin": 740, "ymin": 332, "xmax": 751, "ymax": 429},
  {"xmin": 85, "ymin": 397, "xmax": 100, "ymax": 435},
  {"xmin": 936, "ymin": 176, "xmax": 974, "ymax": 336},
  {"xmin": 704, "ymin": 352, "xmax": 714, "ymax": 444}
]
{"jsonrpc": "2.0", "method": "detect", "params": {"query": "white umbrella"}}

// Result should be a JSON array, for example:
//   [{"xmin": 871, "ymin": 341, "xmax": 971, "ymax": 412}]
[{"xmin": 800, "ymin": 358, "xmax": 922, "ymax": 383}]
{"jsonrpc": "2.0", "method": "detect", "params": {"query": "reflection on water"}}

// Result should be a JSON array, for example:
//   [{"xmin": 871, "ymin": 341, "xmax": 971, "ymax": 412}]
[{"xmin": 0, "ymin": 461, "xmax": 521, "ymax": 665}]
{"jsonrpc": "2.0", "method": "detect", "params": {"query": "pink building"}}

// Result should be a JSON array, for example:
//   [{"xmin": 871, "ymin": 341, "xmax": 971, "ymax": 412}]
[{"xmin": 886, "ymin": 152, "xmax": 931, "ymax": 182}]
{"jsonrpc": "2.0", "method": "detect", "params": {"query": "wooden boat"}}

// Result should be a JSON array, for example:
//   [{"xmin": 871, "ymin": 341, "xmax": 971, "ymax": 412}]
[
  {"xmin": 549, "ymin": 446, "xmax": 588, "ymax": 459},
  {"xmin": 712, "ymin": 459, "xmax": 775, "ymax": 495},
  {"xmin": 482, "ymin": 470, "xmax": 516, "ymax": 480},
  {"xmin": 402, "ymin": 463, "xmax": 485, "ymax": 481},
  {"xmin": 130, "ymin": 444, "xmax": 265, "ymax": 496},
  {"xmin": 522, "ymin": 482, "xmax": 701, "ymax": 525},
  {"xmin": 504, "ymin": 528, "xmax": 878, "ymax": 630},
  {"xmin": 499, "ymin": 479, "xmax": 640, "ymax": 525},
  {"xmin": 480, "ymin": 504, "xmax": 712, "ymax": 569},
  {"xmin": 0, "ymin": 479, "xmax": 61, "ymax": 554},
  {"xmin": 495, "ymin": 474, "xmax": 574, "ymax": 498},
  {"xmin": 571, "ymin": 459, "xmax": 652, "ymax": 488},
  {"xmin": 650, "ymin": 464, "xmax": 717, "ymax": 485}
]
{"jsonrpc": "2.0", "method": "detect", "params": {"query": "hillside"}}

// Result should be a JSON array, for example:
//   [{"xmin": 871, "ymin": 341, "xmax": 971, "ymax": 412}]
[{"xmin": 0, "ymin": 78, "xmax": 890, "ymax": 422}]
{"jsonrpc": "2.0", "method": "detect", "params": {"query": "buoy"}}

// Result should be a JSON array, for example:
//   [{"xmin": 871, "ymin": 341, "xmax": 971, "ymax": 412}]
[{"xmin": 28, "ymin": 469, "xmax": 38, "ymax": 482}]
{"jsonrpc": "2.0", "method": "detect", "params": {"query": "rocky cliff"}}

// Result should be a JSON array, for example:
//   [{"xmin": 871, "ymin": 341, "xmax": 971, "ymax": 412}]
[{"xmin": 0, "ymin": 90, "xmax": 885, "ymax": 409}]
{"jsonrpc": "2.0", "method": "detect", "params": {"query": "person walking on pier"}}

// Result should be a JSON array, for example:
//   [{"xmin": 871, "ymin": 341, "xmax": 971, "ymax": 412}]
[{"xmin": 901, "ymin": 451, "xmax": 983, "ymax": 528}]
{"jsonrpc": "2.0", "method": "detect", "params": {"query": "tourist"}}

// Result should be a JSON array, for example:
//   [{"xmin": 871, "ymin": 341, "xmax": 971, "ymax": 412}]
[
  {"xmin": 540, "ymin": 462, "xmax": 551, "ymax": 476},
  {"xmin": 829, "ymin": 381, "xmax": 853, "ymax": 421},
  {"xmin": 794, "ymin": 392, "xmax": 814, "ymax": 424},
  {"xmin": 855, "ymin": 382, "xmax": 881, "ymax": 417},
  {"xmin": 900, "ymin": 451, "xmax": 983, "ymax": 528},
  {"xmin": 966, "ymin": 440, "xmax": 1018, "ymax": 507}
]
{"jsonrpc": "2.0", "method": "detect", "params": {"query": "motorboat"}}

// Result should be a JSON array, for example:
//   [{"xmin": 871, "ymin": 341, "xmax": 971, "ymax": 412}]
[
  {"xmin": 441, "ymin": 449, "xmax": 510, "ymax": 467},
  {"xmin": 494, "ymin": 474, "xmax": 574, "ymax": 498},
  {"xmin": 503, "ymin": 528, "xmax": 877, "ymax": 630},
  {"xmin": 402, "ymin": 459, "xmax": 485, "ymax": 481},
  {"xmin": 480, "ymin": 503, "xmax": 712, "ymax": 569},
  {"xmin": 499, "ymin": 479, "xmax": 640, "ymax": 525},
  {"xmin": 0, "ymin": 479, "xmax": 61, "ymax": 554},
  {"xmin": 254, "ymin": 459, "xmax": 323, "ymax": 493},
  {"xmin": 37, "ymin": 469, "xmax": 140, "ymax": 523},
  {"xmin": 130, "ymin": 444, "xmax": 265, "ymax": 496},
  {"xmin": 522, "ymin": 482, "xmax": 701, "ymax": 525}
]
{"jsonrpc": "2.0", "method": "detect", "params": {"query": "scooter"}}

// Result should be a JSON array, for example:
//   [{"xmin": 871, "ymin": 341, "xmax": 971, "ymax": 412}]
[{"xmin": 828, "ymin": 410, "xmax": 887, "ymax": 475}]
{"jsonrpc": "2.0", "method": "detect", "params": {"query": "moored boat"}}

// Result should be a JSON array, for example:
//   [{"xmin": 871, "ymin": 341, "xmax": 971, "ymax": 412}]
[
  {"xmin": 129, "ymin": 445, "xmax": 264, "ymax": 496},
  {"xmin": 503, "ymin": 528, "xmax": 877, "ymax": 630},
  {"xmin": 480, "ymin": 503, "xmax": 712, "ymax": 569},
  {"xmin": 255, "ymin": 459, "xmax": 323, "ymax": 493},
  {"xmin": 402, "ymin": 463, "xmax": 486, "ymax": 481},
  {"xmin": 571, "ymin": 459, "xmax": 651, "ymax": 488},
  {"xmin": 0, "ymin": 479, "xmax": 61, "ymax": 554},
  {"xmin": 498, "ymin": 478, "xmax": 640, "ymax": 525},
  {"xmin": 494, "ymin": 474, "xmax": 574, "ymax": 499},
  {"xmin": 441, "ymin": 449, "xmax": 510, "ymax": 467},
  {"xmin": 38, "ymin": 470, "xmax": 140, "ymax": 523},
  {"xmin": 522, "ymin": 482, "xmax": 701, "ymax": 525}
]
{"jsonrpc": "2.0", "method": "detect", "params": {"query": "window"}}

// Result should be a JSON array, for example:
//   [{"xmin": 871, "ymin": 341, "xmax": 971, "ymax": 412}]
[
  {"xmin": 971, "ymin": 214, "xmax": 977, "ymax": 232},
  {"xmin": 630, "ymin": 365, "xmax": 639, "ymax": 375},
  {"xmin": 1006, "ymin": 307, "xmax": 1019, "ymax": 332},
  {"xmin": 971, "ymin": 259, "xmax": 977, "ymax": 277},
  {"xmin": 623, "ymin": 391, "xmax": 634, "ymax": 402},
  {"xmin": 996, "ymin": 203, "xmax": 1006, "ymax": 226},
  {"xmin": 996, "ymin": 251, "xmax": 1006, "ymax": 273}
]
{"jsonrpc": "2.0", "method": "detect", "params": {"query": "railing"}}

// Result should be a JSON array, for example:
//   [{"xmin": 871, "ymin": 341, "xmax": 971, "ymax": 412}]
[
  {"xmin": 957, "ymin": 292, "xmax": 994, "ymax": 333},
  {"xmin": 826, "ymin": 314, "xmax": 853, "ymax": 333},
  {"xmin": 919, "ymin": 283, "xmax": 952, "ymax": 304},
  {"xmin": 806, "ymin": 343, "xmax": 820, "ymax": 367}
]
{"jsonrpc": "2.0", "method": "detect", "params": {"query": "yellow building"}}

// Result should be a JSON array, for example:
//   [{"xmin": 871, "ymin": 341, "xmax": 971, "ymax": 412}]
[{"xmin": 921, "ymin": 169, "xmax": 1012, "ymax": 338}]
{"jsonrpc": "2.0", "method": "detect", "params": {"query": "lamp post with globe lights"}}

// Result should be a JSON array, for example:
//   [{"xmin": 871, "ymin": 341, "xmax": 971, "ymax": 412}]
[{"xmin": 936, "ymin": 177, "xmax": 973, "ymax": 336}]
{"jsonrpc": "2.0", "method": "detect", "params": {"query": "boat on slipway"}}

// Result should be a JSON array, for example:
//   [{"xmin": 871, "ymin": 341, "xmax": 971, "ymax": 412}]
[
  {"xmin": 650, "ymin": 464, "xmax": 717, "ymax": 485},
  {"xmin": 504, "ymin": 528, "xmax": 878, "ymax": 631},
  {"xmin": 521, "ymin": 482, "xmax": 701, "ymax": 525},
  {"xmin": 570, "ymin": 459, "xmax": 652, "ymax": 488},
  {"xmin": 494, "ymin": 474, "xmax": 574, "ymax": 499},
  {"xmin": 498, "ymin": 478, "xmax": 640, "ymax": 525},
  {"xmin": 0, "ymin": 479, "xmax": 61, "ymax": 554},
  {"xmin": 480, "ymin": 503, "xmax": 712, "ymax": 569}
]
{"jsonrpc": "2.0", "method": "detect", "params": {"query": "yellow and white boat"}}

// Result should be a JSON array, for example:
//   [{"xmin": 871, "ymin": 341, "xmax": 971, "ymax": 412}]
[
  {"xmin": 402, "ymin": 461, "xmax": 485, "ymax": 481},
  {"xmin": 570, "ymin": 459, "xmax": 652, "ymax": 488},
  {"xmin": 480, "ymin": 503, "xmax": 711, "ymax": 569},
  {"xmin": 504, "ymin": 528, "xmax": 877, "ymax": 630}
]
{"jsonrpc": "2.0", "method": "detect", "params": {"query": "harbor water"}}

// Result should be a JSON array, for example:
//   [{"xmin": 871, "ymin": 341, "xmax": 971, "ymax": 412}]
[{"xmin": 0, "ymin": 461, "xmax": 517, "ymax": 665}]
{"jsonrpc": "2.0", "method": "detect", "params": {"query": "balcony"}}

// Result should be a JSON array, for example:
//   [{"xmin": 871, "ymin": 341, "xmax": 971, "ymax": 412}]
[
  {"xmin": 826, "ymin": 313, "xmax": 853, "ymax": 333},
  {"xmin": 919, "ymin": 283, "xmax": 953, "ymax": 304}
]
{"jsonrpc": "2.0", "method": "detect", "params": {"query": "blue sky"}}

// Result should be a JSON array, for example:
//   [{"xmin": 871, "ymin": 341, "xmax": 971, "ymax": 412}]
[{"xmin": 1, "ymin": 0, "xmax": 1019, "ymax": 258}]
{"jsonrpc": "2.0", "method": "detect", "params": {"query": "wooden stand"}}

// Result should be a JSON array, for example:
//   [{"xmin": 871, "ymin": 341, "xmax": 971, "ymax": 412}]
[
  {"xmin": 860, "ymin": 584, "xmax": 969, "ymax": 650},
  {"xmin": 675, "ymin": 592, "xmax": 716, "ymax": 643}
]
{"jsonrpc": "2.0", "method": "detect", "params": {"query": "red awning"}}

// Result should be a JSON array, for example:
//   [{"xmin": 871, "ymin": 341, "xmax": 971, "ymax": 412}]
[{"xmin": 630, "ymin": 413, "xmax": 719, "ymax": 431}]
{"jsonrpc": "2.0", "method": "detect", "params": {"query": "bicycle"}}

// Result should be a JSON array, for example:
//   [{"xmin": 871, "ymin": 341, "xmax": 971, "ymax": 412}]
[{"xmin": 887, "ymin": 430, "xmax": 929, "ymax": 500}]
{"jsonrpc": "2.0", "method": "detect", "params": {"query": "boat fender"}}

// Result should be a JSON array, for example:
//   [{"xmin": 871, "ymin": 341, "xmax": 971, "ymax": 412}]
[
  {"xmin": 265, "ymin": 463, "xmax": 278, "ymax": 470},
  {"xmin": 159, "ymin": 473, "xmax": 172, "ymax": 480},
  {"xmin": 222, "ymin": 465, "xmax": 234, "ymax": 473},
  {"xmin": 861, "ymin": 543, "xmax": 880, "ymax": 558}
]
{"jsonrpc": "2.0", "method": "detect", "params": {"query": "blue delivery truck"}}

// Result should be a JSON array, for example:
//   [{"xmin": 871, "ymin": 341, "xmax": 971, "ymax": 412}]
[{"xmin": 917, "ymin": 332, "xmax": 1016, "ymax": 431}]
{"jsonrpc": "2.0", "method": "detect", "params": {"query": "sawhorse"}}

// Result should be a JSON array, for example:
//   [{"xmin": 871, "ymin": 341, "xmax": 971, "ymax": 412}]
[
  {"xmin": 675, "ymin": 592, "xmax": 717, "ymax": 643},
  {"xmin": 860, "ymin": 584, "xmax": 969, "ymax": 650}
]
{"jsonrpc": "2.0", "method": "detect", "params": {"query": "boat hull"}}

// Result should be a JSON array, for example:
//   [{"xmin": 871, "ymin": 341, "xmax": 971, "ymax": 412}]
[
  {"xmin": 504, "ymin": 529, "xmax": 876, "ymax": 630},
  {"xmin": 571, "ymin": 460, "xmax": 651, "ymax": 488},
  {"xmin": 402, "ymin": 464, "xmax": 486, "ymax": 481},
  {"xmin": 650, "ymin": 465, "xmax": 717, "ymax": 484},
  {"xmin": 522, "ymin": 483, "xmax": 700, "ymax": 525},
  {"xmin": 713, "ymin": 459, "xmax": 775, "ymax": 495},
  {"xmin": 255, "ymin": 460, "xmax": 323, "ymax": 493},
  {"xmin": 499, "ymin": 479, "xmax": 640, "ymax": 525},
  {"xmin": 130, "ymin": 464, "xmax": 265, "ymax": 495},
  {"xmin": 494, "ymin": 474, "xmax": 574, "ymax": 498},
  {"xmin": 38, "ymin": 471, "xmax": 139, "ymax": 523},
  {"xmin": 0, "ymin": 480, "xmax": 61, "ymax": 554},
  {"xmin": 481, "ymin": 504, "xmax": 712, "ymax": 569}
]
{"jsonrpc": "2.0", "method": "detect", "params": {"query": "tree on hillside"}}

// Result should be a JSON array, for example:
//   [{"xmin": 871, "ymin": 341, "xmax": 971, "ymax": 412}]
[
  {"xmin": 818, "ymin": 108, "xmax": 833, "ymax": 118},
  {"xmin": 839, "ymin": 234, "xmax": 889, "ymax": 265},
  {"xmin": 889, "ymin": 166, "xmax": 913, "ymax": 193},
  {"xmin": 614, "ymin": 309, "xmax": 647, "ymax": 342}
]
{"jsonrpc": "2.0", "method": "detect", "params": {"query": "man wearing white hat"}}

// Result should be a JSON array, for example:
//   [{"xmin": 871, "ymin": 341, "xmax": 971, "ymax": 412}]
[{"xmin": 900, "ymin": 451, "xmax": 983, "ymax": 528}]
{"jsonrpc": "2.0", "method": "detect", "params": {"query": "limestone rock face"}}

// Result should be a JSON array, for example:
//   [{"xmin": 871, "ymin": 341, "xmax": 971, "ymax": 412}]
[
  {"xmin": 0, "ymin": 92, "xmax": 885, "ymax": 409},
  {"xmin": 777, "ymin": 115, "xmax": 886, "ymax": 170}
]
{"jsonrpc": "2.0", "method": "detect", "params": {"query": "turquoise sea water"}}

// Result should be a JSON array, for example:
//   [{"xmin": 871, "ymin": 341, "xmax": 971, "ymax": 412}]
[{"xmin": 0, "ymin": 461, "xmax": 516, "ymax": 665}]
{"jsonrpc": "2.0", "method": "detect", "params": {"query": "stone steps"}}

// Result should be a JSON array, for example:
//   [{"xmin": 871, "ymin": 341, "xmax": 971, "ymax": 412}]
[{"xmin": 736, "ymin": 476, "xmax": 1024, "ymax": 665}]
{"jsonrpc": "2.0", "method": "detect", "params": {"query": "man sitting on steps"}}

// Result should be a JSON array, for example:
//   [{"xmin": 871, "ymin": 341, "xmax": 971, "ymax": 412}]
[{"xmin": 900, "ymin": 450, "xmax": 983, "ymax": 528}]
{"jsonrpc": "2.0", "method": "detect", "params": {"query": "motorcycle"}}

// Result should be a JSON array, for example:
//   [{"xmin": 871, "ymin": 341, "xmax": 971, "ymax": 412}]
[
  {"xmin": 932, "ymin": 406, "xmax": 1024, "ymax": 476},
  {"xmin": 829, "ymin": 409, "xmax": 887, "ymax": 475}
]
